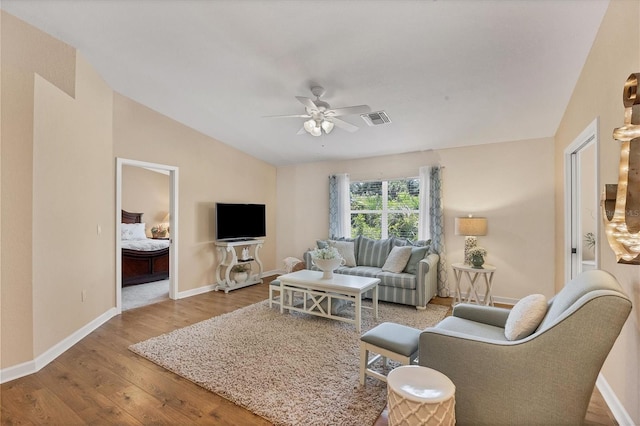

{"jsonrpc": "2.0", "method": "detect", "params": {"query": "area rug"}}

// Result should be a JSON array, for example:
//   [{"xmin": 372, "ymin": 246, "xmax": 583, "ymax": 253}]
[{"xmin": 129, "ymin": 300, "xmax": 448, "ymax": 426}]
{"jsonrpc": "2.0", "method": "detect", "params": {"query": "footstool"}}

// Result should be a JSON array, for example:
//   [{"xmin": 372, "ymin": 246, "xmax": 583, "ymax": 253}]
[
  {"xmin": 387, "ymin": 365, "xmax": 456, "ymax": 425},
  {"xmin": 359, "ymin": 322, "xmax": 421, "ymax": 385}
]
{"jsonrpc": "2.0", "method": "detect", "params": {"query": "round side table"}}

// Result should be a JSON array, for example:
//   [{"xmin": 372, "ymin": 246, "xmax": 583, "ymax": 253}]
[{"xmin": 387, "ymin": 365, "xmax": 455, "ymax": 426}]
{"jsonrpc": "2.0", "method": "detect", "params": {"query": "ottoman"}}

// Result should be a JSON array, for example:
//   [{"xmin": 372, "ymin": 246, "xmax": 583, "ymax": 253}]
[{"xmin": 359, "ymin": 322, "xmax": 421, "ymax": 385}]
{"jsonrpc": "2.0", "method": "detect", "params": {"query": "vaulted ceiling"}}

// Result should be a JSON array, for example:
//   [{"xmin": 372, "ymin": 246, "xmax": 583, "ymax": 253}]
[{"xmin": 2, "ymin": 0, "xmax": 609, "ymax": 166}]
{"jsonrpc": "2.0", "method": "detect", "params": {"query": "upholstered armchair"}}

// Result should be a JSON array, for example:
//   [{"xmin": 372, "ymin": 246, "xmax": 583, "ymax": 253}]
[{"xmin": 419, "ymin": 269, "xmax": 632, "ymax": 425}]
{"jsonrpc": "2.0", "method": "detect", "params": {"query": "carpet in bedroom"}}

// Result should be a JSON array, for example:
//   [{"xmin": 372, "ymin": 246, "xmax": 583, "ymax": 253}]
[{"xmin": 122, "ymin": 279, "xmax": 169, "ymax": 311}]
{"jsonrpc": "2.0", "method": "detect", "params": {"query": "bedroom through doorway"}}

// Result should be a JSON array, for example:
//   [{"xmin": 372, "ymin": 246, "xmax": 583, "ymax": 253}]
[{"xmin": 116, "ymin": 158, "xmax": 179, "ymax": 313}]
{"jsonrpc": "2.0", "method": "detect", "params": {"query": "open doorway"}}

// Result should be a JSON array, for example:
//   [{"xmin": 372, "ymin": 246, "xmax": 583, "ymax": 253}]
[
  {"xmin": 116, "ymin": 158, "xmax": 179, "ymax": 313},
  {"xmin": 564, "ymin": 118, "xmax": 599, "ymax": 282}
]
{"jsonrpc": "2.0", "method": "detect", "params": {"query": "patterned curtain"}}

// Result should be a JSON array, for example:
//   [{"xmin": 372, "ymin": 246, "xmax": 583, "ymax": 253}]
[
  {"xmin": 328, "ymin": 174, "xmax": 350, "ymax": 238},
  {"xmin": 419, "ymin": 166, "xmax": 449, "ymax": 296}
]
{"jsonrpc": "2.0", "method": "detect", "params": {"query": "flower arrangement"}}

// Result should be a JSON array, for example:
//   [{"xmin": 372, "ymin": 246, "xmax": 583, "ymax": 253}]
[
  {"xmin": 468, "ymin": 246, "xmax": 487, "ymax": 259},
  {"xmin": 311, "ymin": 246, "xmax": 340, "ymax": 260}
]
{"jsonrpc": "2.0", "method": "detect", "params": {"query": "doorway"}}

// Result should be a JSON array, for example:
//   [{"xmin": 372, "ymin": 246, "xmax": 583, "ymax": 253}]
[
  {"xmin": 116, "ymin": 158, "xmax": 179, "ymax": 313},
  {"xmin": 564, "ymin": 118, "xmax": 599, "ymax": 282}
]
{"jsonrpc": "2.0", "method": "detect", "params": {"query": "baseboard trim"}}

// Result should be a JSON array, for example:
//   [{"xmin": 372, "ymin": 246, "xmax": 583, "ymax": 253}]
[
  {"xmin": 0, "ymin": 307, "xmax": 118, "ymax": 384},
  {"xmin": 177, "ymin": 271, "xmax": 280, "ymax": 299},
  {"xmin": 596, "ymin": 373, "xmax": 633, "ymax": 426}
]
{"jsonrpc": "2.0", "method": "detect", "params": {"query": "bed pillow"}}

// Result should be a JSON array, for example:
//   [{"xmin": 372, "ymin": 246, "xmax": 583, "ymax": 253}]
[
  {"xmin": 121, "ymin": 223, "xmax": 147, "ymax": 240},
  {"xmin": 504, "ymin": 294, "xmax": 548, "ymax": 341},
  {"xmin": 329, "ymin": 240, "xmax": 357, "ymax": 267},
  {"xmin": 382, "ymin": 246, "xmax": 412, "ymax": 273}
]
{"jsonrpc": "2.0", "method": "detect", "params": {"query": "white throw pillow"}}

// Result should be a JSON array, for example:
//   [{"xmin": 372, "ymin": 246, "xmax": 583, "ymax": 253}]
[
  {"xmin": 121, "ymin": 223, "xmax": 147, "ymax": 240},
  {"xmin": 504, "ymin": 294, "xmax": 548, "ymax": 341},
  {"xmin": 381, "ymin": 246, "xmax": 413, "ymax": 273},
  {"xmin": 329, "ymin": 240, "xmax": 356, "ymax": 267}
]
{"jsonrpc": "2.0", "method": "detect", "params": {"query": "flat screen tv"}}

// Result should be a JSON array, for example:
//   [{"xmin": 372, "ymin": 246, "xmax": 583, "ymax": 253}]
[{"xmin": 215, "ymin": 203, "xmax": 266, "ymax": 241}]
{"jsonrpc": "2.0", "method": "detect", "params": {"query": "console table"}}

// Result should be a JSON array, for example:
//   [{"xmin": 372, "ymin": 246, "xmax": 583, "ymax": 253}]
[
  {"xmin": 451, "ymin": 262, "xmax": 496, "ymax": 306},
  {"xmin": 214, "ymin": 239, "xmax": 264, "ymax": 293}
]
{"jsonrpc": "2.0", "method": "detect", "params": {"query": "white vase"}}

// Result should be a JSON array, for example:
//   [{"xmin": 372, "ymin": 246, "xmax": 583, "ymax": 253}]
[
  {"xmin": 312, "ymin": 257, "xmax": 344, "ymax": 279},
  {"xmin": 234, "ymin": 271, "xmax": 248, "ymax": 283}
]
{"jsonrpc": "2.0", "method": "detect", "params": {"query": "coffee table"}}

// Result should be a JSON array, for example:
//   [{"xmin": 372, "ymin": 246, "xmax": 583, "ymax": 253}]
[{"xmin": 276, "ymin": 270, "xmax": 380, "ymax": 332}]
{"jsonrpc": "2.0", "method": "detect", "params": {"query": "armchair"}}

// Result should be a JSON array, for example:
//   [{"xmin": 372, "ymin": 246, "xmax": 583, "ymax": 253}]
[{"xmin": 419, "ymin": 270, "xmax": 632, "ymax": 425}]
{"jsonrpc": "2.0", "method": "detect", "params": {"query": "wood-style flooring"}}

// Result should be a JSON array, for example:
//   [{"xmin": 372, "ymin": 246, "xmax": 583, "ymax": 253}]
[{"xmin": 1, "ymin": 277, "xmax": 618, "ymax": 425}]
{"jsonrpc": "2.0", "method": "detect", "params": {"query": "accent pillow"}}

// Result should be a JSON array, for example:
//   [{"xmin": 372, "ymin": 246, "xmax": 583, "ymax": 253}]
[
  {"xmin": 357, "ymin": 237, "xmax": 394, "ymax": 267},
  {"xmin": 382, "ymin": 246, "xmax": 413, "ymax": 273},
  {"xmin": 316, "ymin": 239, "xmax": 330, "ymax": 249},
  {"xmin": 504, "ymin": 294, "xmax": 548, "ymax": 341},
  {"xmin": 329, "ymin": 240, "xmax": 357, "ymax": 267},
  {"xmin": 403, "ymin": 246, "xmax": 430, "ymax": 274},
  {"xmin": 121, "ymin": 223, "xmax": 147, "ymax": 240}
]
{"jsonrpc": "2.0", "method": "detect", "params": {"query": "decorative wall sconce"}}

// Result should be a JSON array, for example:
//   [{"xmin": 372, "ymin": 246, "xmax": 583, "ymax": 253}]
[
  {"xmin": 602, "ymin": 72, "xmax": 640, "ymax": 264},
  {"xmin": 455, "ymin": 215, "xmax": 488, "ymax": 265}
]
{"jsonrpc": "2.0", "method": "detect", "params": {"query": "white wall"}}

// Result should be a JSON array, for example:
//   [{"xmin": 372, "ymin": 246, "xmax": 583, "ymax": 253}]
[{"xmin": 277, "ymin": 137, "xmax": 555, "ymax": 302}]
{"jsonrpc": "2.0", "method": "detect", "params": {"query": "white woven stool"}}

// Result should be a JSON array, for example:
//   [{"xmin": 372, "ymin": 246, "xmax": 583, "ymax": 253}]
[
  {"xmin": 387, "ymin": 365, "xmax": 455, "ymax": 426},
  {"xmin": 359, "ymin": 322, "xmax": 421, "ymax": 385}
]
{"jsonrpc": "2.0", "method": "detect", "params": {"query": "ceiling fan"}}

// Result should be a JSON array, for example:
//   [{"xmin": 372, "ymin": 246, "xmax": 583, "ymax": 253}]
[{"xmin": 266, "ymin": 86, "xmax": 371, "ymax": 136}]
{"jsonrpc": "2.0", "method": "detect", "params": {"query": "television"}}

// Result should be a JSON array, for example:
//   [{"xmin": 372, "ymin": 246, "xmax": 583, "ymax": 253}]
[{"xmin": 215, "ymin": 203, "xmax": 266, "ymax": 241}]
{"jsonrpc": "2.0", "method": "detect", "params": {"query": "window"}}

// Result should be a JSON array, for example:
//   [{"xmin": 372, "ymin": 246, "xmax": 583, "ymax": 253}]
[{"xmin": 349, "ymin": 178, "xmax": 420, "ymax": 240}]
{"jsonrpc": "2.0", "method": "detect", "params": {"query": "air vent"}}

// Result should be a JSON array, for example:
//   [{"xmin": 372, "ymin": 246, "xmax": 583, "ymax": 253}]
[{"xmin": 361, "ymin": 111, "xmax": 391, "ymax": 126}]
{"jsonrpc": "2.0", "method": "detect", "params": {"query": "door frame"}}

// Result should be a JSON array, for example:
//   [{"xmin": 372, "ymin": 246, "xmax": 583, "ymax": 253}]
[
  {"xmin": 116, "ymin": 157, "xmax": 179, "ymax": 312},
  {"xmin": 564, "ymin": 118, "xmax": 599, "ymax": 283}
]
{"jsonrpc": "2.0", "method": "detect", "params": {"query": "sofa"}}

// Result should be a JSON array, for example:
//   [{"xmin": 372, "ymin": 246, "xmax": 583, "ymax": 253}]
[{"xmin": 303, "ymin": 236, "xmax": 439, "ymax": 309}]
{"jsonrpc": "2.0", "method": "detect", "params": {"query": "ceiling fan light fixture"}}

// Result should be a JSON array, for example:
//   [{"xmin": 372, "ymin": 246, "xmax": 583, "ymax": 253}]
[
  {"xmin": 321, "ymin": 120, "xmax": 334, "ymax": 134},
  {"xmin": 310, "ymin": 124, "xmax": 322, "ymax": 137},
  {"xmin": 303, "ymin": 118, "xmax": 316, "ymax": 133}
]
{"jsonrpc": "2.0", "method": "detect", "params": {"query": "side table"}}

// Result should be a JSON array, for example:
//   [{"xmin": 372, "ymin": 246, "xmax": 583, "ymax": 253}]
[
  {"xmin": 387, "ymin": 365, "xmax": 456, "ymax": 425},
  {"xmin": 451, "ymin": 262, "xmax": 496, "ymax": 306}
]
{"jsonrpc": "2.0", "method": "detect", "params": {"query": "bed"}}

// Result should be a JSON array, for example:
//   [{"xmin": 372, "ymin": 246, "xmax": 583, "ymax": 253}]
[{"xmin": 121, "ymin": 210, "xmax": 170, "ymax": 286}]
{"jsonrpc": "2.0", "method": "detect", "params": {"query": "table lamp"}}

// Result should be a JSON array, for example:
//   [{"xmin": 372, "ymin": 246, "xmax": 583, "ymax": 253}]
[{"xmin": 455, "ymin": 215, "xmax": 488, "ymax": 265}]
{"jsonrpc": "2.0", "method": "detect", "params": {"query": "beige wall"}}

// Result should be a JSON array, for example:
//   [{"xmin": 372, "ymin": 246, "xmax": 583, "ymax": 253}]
[
  {"xmin": 0, "ymin": 12, "xmax": 87, "ymax": 367},
  {"xmin": 32, "ymin": 56, "xmax": 114, "ymax": 356},
  {"xmin": 554, "ymin": 1, "xmax": 640, "ymax": 423},
  {"xmin": 122, "ymin": 166, "xmax": 170, "ymax": 237},
  {"xmin": 113, "ymin": 94, "xmax": 277, "ymax": 292},
  {"xmin": 277, "ymin": 137, "xmax": 556, "ymax": 301}
]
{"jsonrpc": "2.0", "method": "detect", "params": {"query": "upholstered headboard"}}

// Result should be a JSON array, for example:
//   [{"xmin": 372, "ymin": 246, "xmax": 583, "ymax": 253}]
[{"xmin": 122, "ymin": 210, "xmax": 143, "ymax": 224}]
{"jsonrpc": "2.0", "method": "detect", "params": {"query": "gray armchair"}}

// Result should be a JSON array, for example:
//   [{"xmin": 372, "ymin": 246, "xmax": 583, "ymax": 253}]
[{"xmin": 419, "ymin": 269, "xmax": 632, "ymax": 425}]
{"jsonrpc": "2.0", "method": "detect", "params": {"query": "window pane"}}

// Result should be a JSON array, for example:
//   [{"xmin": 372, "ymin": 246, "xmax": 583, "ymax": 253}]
[
  {"xmin": 351, "ymin": 213, "xmax": 382, "ymax": 239},
  {"xmin": 388, "ymin": 212, "xmax": 419, "ymax": 240},
  {"xmin": 388, "ymin": 179, "xmax": 420, "ymax": 210},
  {"xmin": 350, "ymin": 182, "xmax": 383, "ymax": 210}
]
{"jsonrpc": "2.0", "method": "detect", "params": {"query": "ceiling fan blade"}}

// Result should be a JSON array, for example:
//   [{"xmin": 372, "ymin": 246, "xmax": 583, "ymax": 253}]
[
  {"xmin": 332, "ymin": 117, "xmax": 359, "ymax": 133},
  {"xmin": 296, "ymin": 126, "xmax": 307, "ymax": 135},
  {"xmin": 327, "ymin": 105, "xmax": 371, "ymax": 117},
  {"xmin": 263, "ymin": 113, "xmax": 311, "ymax": 118},
  {"xmin": 296, "ymin": 96, "xmax": 318, "ymax": 112}
]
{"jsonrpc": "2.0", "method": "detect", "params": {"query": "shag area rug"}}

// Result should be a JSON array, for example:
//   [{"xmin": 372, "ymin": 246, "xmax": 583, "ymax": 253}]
[{"xmin": 129, "ymin": 300, "xmax": 448, "ymax": 426}]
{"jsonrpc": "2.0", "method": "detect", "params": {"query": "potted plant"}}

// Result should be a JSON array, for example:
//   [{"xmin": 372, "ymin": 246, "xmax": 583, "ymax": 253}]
[
  {"xmin": 151, "ymin": 224, "xmax": 168, "ymax": 238},
  {"xmin": 468, "ymin": 246, "xmax": 487, "ymax": 269},
  {"xmin": 231, "ymin": 263, "xmax": 251, "ymax": 283}
]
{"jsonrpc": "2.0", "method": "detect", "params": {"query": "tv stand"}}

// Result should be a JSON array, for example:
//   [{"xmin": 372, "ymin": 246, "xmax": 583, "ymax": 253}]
[{"xmin": 214, "ymin": 239, "xmax": 264, "ymax": 293}]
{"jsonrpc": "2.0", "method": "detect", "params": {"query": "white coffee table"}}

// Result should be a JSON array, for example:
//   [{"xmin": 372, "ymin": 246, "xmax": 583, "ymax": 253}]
[{"xmin": 277, "ymin": 270, "xmax": 380, "ymax": 332}]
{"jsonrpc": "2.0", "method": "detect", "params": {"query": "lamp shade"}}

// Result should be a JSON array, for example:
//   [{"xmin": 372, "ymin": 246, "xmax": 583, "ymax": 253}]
[{"xmin": 455, "ymin": 216, "xmax": 487, "ymax": 236}]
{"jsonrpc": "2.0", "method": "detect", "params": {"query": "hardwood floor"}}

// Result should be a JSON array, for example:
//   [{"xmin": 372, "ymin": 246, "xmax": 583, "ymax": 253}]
[{"xmin": 1, "ymin": 279, "xmax": 617, "ymax": 425}]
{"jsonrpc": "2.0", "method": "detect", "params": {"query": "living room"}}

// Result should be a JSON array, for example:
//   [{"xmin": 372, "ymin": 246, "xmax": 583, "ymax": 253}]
[{"xmin": 1, "ymin": 1, "xmax": 639, "ymax": 425}]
